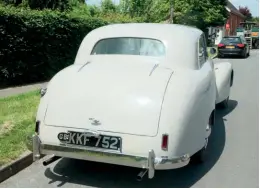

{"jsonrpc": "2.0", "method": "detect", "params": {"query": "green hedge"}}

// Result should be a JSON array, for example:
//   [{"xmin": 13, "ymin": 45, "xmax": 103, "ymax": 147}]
[{"xmin": 0, "ymin": 5, "xmax": 142, "ymax": 88}]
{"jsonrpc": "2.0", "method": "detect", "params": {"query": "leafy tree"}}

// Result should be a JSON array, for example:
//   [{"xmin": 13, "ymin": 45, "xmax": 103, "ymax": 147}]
[
  {"xmin": 147, "ymin": 0, "xmax": 227, "ymax": 31},
  {"xmin": 28, "ymin": 0, "xmax": 73, "ymax": 10},
  {"xmin": 101, "ymin": 0, "xmax": 117, "ymax": 13},
  {"xmin": 0, "ymin": 0, "xmax": 22, "ymax": 6},
  {"xmin": 88, "ymin": 5, "xmax": 101, "ymax": 16},
  {"xmin": 9, "ymin": 0, "xmax": 83, "ymax": 11},
  {"xmin": 251, "ymin": 17, "xmax": 259, "ymax": 24},
  {"xmin": 119, "ymin": 0, "xmax": 153, "ymax": 21},
  {"xmin": 239, "ymin": 6, "xmax": 252, "ymax": 21}
]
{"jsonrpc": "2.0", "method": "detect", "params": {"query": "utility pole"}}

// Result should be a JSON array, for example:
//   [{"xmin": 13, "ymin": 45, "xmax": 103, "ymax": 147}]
[{"xmin": 170, "ymin": 0, "xmax": 174, "ymax": 24}]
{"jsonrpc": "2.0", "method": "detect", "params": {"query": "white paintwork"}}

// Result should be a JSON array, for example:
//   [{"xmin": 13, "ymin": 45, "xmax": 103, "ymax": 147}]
[
  {"xmin": 214, "ymin": 62, "xmax": 233, "ymax": 104},
  {"xmin": 36, "ymin": 23, "xmax": 233, "ymax": 168},
  {"xmin": 74, "ymin": 23, "xmax": 200, "ymax": 70}
]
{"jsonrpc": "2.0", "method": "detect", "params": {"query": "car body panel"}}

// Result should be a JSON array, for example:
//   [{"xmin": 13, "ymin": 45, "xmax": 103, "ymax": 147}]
[
  {"xmin": 43, "ymin": 57, "xmax": 173, "ymax": 137},
  {"xmin": 214, "ymin": 62, "xmax": 233, "ymax": 104},
  {"xmin": 74, "ymin": 24, "xmax": 200, "ymax": 70},
  {"xmin": 32, "ymin": 24, "xmax": 233, "ymax": 176}
]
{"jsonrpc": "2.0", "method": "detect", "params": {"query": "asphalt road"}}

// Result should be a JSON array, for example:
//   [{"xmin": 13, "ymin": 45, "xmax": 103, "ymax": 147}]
[{"xmin": 0, "ymin": 50, "xmax": 259, "ymax": 188}]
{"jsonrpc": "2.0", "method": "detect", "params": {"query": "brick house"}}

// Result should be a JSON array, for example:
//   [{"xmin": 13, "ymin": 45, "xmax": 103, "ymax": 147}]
[{"xmin": 225, "ymin": 1, "xmax": 246, "ymax": 36}]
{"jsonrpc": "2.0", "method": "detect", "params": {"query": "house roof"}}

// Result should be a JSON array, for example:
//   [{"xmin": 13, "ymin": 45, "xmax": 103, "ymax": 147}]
[{"xmin": 226, "ymin": 0, "xmax": 246, "ymax": 18}]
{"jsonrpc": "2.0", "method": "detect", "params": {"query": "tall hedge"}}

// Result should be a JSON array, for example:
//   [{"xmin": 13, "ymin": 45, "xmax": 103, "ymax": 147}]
[
  {"xmin": 0, "ymin": 5, "xmax": 142, "ymax": 88},
  {"xmin": 0, "ymin": 6, "xmax": 107, "ymax": 87}
]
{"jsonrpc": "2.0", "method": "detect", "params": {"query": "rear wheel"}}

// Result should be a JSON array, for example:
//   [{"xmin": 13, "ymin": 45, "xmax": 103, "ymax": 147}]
[
  {"xmin": 191, "ymin": 110, "xmax": 215, "ymax": 164},
  {"xmin": 218, "ymin": 96, "xmax": 229, "ymax": 109},
  {"xmin": 242, "ymin": 50, "xmax": 247, "ymax": 58}
]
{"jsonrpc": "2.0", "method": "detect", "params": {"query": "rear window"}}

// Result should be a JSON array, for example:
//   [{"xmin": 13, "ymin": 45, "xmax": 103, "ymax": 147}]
[
  {"xmin": 221, "ymin": 37, "xmax": 241, "ymax": 44},
  {"xmin": 91, "ymin": 37, "xmax": 166, "ymax": 57}
]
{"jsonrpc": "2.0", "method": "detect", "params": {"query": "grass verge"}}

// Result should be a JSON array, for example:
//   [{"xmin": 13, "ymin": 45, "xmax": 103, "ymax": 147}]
[{"xmin": 0, "ymin": 90, "xmax": 40, "ymax": 166}]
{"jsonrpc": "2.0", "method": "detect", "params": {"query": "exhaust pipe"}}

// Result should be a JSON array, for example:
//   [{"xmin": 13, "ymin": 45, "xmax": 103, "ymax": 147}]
[
  {"xmin": 136, "ymin": 169, "xmax": 148, "ymax": 181},
  {"xmin": 43, "ymin": 155, "xmax": 60, "ymax": 166}
]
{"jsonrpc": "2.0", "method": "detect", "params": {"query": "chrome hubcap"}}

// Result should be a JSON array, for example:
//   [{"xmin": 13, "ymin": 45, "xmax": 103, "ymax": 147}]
[
  {"xmin": 204, "ymin": 137, "xmax": 209, "ymax": 149},
  {"xmin": 206, "ymin": 124, "xmax": 212, "ymax": 138}
]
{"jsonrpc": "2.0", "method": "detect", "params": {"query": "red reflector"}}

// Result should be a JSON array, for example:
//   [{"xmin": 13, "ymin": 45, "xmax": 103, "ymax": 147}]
[
  {"xmin": 237, "ymin": 43, "xmax": 245, "ymax": 48},
  {"xmin": 218, "ymin": 43, "xmax": 225, "ymax": 47},
  {"xmin": 161, "ymin": 134, "xmax": 168, "ymax": 151}
]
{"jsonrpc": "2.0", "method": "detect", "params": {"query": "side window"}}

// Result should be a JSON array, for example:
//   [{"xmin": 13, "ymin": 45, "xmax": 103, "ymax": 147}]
[
  {"xmin": 198, "ymin": 34, "xmax": 207, "ymax": 68},
  {"xmin": 203, "ymin": 34, "xmax": 208, "ymax": 59}
]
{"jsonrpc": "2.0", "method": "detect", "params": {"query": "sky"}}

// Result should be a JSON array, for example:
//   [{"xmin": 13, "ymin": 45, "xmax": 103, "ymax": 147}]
[
  {"xmin": 86, "ymin": 0, "xmax": 259, "ymax": 17},
  {"xmin": 230, "ymin": 0, "xmax": 259, "ymax": 17}
]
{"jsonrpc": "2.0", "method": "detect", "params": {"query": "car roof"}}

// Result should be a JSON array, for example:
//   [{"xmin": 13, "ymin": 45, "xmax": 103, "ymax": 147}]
[
  {"xmin": 74, "ymin": 23, "xmax": 204, "ymax": 70},
  {"xmin": 87, "ymin": 23, "xmax": 203, "ymax": 43}
]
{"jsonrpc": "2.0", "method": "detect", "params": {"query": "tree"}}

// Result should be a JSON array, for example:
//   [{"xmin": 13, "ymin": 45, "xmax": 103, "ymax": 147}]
[
  {"xmin": 251, "ymin": 17, "xmax": 259, "ymax": 24},
  {"xmin": 101, "ymin": 0, "xmax": 117, "ymax": 13},
  {"xmin": 147, "ymin": 0, "xmax": 227, "ymax": 31},
  {"xmin": 27, "ymin": 0, "xmax": 69, "ymax": 11},
  {"xmin": 0, "ymin": 0, "xmax": 22, "ymax": 6},
  {"xmin": 5, "ymin": 0, "xmax": 84, "ymax": 11},
  {"xmin": 239, "ymin": 6, "xmax": 252, "ymax": 21},
  {"xmin": 119, "ymin": 0, "xmax": 154, "ymax": 21},
  {"xmin": 88, "ymin": 5, "xmax": 101, "ymax": 16}
]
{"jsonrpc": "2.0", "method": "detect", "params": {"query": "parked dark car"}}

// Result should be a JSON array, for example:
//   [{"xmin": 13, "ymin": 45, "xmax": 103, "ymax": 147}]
[{"xmin": 217, "ymin": 36, "xmax": 250, "ymax": 58}]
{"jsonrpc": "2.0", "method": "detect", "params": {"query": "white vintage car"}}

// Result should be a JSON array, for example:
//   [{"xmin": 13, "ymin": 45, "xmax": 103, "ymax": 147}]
[{"xmin": 32, "ymin": 23, "xmax": 234, "ymax": 181}]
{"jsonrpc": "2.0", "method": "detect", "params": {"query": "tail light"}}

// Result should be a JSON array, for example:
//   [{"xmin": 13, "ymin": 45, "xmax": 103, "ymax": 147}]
[
  {"xmin": 237, "ymin": 44, "xmax": 245, "ymax": 48},
  {"xmin": 161, "ymin": 134, "xmax": 168, "ymax": 151},
  {"xmin": 218, "ymin": 43, "xmax": 225, "ymax": 48}
]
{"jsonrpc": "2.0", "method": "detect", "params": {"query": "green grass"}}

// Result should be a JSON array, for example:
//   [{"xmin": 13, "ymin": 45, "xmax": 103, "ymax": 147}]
[{"xmin": 0, "ymin": 90, "xmax": 40, "ymax": 166}]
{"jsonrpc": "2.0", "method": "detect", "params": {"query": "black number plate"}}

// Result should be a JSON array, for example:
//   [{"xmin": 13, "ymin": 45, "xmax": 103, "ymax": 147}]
[{"xmin": 57, "ymin": 131, "xmax": 121, "ymax": 151}]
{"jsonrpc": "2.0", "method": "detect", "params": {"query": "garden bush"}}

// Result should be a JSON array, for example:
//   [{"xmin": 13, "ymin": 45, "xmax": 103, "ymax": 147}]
[{"xmin": 0, "ymin": 5, "xmax": 142, "ymax": 88}]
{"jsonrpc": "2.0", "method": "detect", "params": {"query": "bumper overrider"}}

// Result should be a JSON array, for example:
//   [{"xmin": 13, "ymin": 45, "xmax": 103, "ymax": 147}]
[{"xmin": 32, "ymin": 134, "xmax": 190, "ymax": 180}]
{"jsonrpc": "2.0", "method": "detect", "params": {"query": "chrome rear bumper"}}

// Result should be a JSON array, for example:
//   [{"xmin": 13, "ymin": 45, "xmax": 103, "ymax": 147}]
[{"xmin": 32, "ymin": 134, "xmax": 190, "ymax": 179}]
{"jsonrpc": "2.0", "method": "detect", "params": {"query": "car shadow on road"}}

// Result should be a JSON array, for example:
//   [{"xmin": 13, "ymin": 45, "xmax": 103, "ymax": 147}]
[{"xmin": 44, "ymin": 100, "xmax": 238, "ymax": 188}]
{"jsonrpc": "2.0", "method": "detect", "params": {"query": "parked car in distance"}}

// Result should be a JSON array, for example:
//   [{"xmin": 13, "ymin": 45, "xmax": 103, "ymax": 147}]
[
  {"xmin": 217, "ymin": 36, "xmax": 250, "ymax": 58},
  {"xmin": 30, "ymin": 23, "xmax": 234, "ymax": 181}
]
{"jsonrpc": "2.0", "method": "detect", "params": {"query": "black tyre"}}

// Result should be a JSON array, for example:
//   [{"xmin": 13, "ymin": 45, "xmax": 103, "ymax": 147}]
[
  {"xmin": 218, "ymin": 96, "xmax": 229, "ymax": 109},
  {"xmin": 242, "ymin": 50, "xmax": 247, "ymax": 58}
]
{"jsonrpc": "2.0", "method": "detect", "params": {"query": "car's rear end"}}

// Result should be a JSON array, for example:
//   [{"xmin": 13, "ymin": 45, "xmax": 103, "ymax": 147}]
[
  {"xmin": 217, "ymin": 36, "xmax": 246, "ymax": 57},
  {"xmin": 31, "ymin": 57, "xmax": 191, "ymax": 180},
  {"xmin": 30, "ymin": 32, "xmax": 199, "ymax": 180}
]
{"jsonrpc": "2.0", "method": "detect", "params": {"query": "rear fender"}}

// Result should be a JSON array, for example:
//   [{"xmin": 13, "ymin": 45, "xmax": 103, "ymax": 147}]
[{"xmin": 214, "ymin": 62, "xmax": 233, "ymax": 104}]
